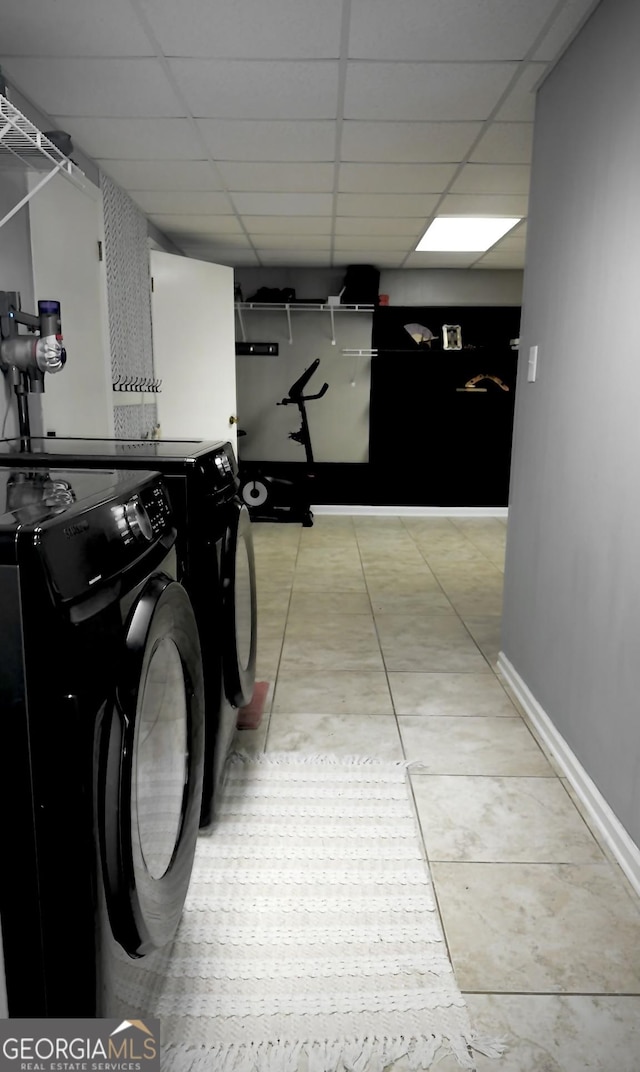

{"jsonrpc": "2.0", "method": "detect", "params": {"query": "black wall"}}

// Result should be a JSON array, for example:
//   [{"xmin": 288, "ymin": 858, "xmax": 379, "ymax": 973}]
[{"xmin": 369, "ymin": 306, "xmax": 520, "ymax": 506}]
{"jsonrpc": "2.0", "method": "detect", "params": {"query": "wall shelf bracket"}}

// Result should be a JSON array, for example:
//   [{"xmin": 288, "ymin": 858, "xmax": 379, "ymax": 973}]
[{"xmin": 285, "ymin": 302, "xmax": 293, "ymax": 345}]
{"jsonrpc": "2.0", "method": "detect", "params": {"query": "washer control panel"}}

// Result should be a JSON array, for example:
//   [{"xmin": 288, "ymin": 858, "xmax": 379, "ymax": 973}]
[
  {"xmin": 118, "ymin": 483, "xmax": 172, "ymax": 544},
  {"xmin": 34, "ymin": 472, "xmax": 176, "ymax": 603}
]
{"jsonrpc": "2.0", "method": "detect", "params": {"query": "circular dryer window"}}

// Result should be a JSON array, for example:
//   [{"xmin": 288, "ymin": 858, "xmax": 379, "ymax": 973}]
[{"xmin": 135, "ymin": 637, "xmax": 188, "ymax": 880}]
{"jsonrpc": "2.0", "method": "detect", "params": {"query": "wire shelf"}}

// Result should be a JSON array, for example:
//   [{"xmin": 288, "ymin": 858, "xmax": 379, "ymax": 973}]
[
  {"xmin": 0, "ymin": 93, "xmax": 86, "ymax": 228},
  {"xmin": 234, "ymin": 301, "xmax": 375, "ymax": 345}
]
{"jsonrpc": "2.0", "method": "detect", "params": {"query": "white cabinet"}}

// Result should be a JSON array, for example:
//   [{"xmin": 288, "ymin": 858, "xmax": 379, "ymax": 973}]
[{"xmin": 151, "ymin": 251, "xmax": 237, "ymax": 447}]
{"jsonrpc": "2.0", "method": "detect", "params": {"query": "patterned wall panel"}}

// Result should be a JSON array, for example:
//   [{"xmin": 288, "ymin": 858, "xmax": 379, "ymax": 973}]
[
  {"xmin": 100, "ymin": 171, "xmax": 154, "ymax": 439},
  {"xmin": 113, "ymin": 402, "xmax": 158, "ymax": 440}
]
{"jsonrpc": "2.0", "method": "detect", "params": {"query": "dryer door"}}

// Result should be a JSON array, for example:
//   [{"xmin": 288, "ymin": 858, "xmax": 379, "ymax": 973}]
[
  {"xmin": 220, "ymin": 502, "xmax": 257, "ymax": 708},
  {"xmin": 100, "ymin": 574, "xmax": 205, "ymax": 957}
]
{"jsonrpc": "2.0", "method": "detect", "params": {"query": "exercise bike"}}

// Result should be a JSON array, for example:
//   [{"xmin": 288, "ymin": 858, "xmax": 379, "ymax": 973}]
[{"xmin": 238, "ymin": 358, "xmax": 328, "ymax": 527}]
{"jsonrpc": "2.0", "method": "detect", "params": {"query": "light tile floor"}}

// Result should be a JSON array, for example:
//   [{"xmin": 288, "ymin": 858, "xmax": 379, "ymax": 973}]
[{"xmin": 234, "ymin": 516, "xmax": 640, "ymax": 1071}]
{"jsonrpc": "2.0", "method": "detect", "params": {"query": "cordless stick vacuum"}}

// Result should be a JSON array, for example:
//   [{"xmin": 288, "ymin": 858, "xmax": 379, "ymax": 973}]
[
  {"xmin": 240, "ymin": 358, "xmax": 329, "ymax": 527},
  {"xmin": 0, "ymin": 291, "xmax": 66, "ymax": 448}
]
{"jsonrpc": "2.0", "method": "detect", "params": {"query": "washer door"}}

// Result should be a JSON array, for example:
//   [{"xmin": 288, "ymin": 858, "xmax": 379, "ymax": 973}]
[
  {"xmin": 100, "ymin": 574, "xmax": 205, "ymax": 957},
  {"xmin": 220, "ymin": 502, "xmax": 257, "ymax": 708}
]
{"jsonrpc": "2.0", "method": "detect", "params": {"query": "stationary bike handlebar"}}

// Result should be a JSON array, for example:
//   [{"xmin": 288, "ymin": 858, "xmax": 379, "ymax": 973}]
[
  {"xmin": 277, "ymin": 358, "xmax": 329, "ymax": 405},
  {"xmin": 278, "ymin": 382, "xmax": 328, "ymax": 405}
]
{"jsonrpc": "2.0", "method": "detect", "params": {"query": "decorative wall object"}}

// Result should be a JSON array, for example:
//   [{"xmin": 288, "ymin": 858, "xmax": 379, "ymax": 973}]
[
  {"xmin": 112, "ymin": 401, "xmax": 158, "ymax": 441},
  {"xmin": 100, "ymin": 171, "xmax": 154, "ymax": 439}
]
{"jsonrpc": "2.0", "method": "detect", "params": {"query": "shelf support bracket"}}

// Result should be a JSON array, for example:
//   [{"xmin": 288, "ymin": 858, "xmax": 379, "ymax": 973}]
[
  {"xmin": 0, "ymin": 163, "xmax": 63, "ymax": 229},
  {"xmin": 329, "ymin": 305, "xmax": 336, "ymax": 345},
  {"xmin": 285, "ymin": 303, "xmax": 293, "ymax": 344},
  {"xmin": 235, "ymin": 303, "xmax": 246, "ymax": 342}
]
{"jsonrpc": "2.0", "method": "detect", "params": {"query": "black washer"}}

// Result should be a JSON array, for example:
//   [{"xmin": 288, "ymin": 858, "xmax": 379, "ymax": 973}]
[
  {"xmin": 0, "ymin": 468, "xmax": 204, "ymax": 1016},
  {"xmin": 0, "ymin": 437, "xmax": 258, "ymax": 828}
]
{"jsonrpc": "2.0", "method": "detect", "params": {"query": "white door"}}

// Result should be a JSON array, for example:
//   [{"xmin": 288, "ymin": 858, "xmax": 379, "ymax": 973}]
[
  {"xmin": 29, "ymin": 174, "xmax": 113, "ymax": 437},
  {"xmin": 150, "ymin": 251, "xmax": 237, "ymax": 448}
]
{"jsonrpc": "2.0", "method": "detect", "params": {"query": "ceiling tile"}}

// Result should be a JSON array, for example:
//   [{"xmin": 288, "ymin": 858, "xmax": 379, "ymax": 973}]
[
  {"xmin": 403, "ymin": 251, "xmax": 477, "ymax": 268},
  {"xmin": 344, "ymin": 62, "xmax": 519, "ymax": 120},
  {"xmin": 474, "ymin": 250, "xmax": 526, "ymax": 268},
  {"xmin": 0, "ymin": 58, "xmax": 183, "ymax": 117},
  {"xmin": 438, "ymin": 193, "xmax": 528, "ymax": 215},
  {"xmin": 217, "ymin": 162, "xmax": 334, "ymax": 192},
  {"xmin": 98, "ymin": 160, "xmax": 218, "ymax": 191},
  {"xmin": 183, "ymin": 248, "xmax": 261, "ymax": 266},
  {"xmin": 54, "ymin": 118, "xmax": 203, "ymax": 160},
  {"xmin": 169, "ymin": 59, "xmax": 339, "ymax": 119},
  {"xmin": 334, "ymin": 236, "xmax": 412, "ymax": 251},
  {"xmin": 138, "ymin": 0, "xmax": 343, "ymax": 58},
  {"xmin": 349, "ymin": 0, "xmax": 560, "ymax": 61},
  {"xmin": 332, "ymin": 251, "xmax": 406, "ymax": 267},
  {"xmin": 133, "ymin": 191, "xmax": 234, "ymax": 214},
  {"xmin": 450, "ymin": 163, "xmax": 531, "ymax": 195},
  {"xmin": 533, "ymin": 0, "xmax": 601, "ymax": 61},
  {"xmin": 258, "ymin": 250, "xmax": 333, "ymax": 266},
  {"xmin": 337, "ymin": 193, "xmax": 438, "ymax": 217},
  {"xmin": 335, "ymin": 217, "xmax": 426, "ymax": 236},
  {"xmin": 341, "ymin": 121, "xmax": 482, "ymax": 162},
  {"xmin": 0, "ymin": 0, "xmax": 155, "ymax": 56},
  {"xmin": 231, "ymin": 193, "xmax": 333, "ymax": 215},
  {"xmin": 195, "ymin": 120, "xmax": 336, "ymax": 161},
  {"xmin": 147, "ymin": 215, "xmax": 243, "ymax": 235},
  {"xmin": 251, "ymin": 235, "xmax": 332, "ymax": 250},
  {"xmin": 161, "ymin": 231, "xmax": 252, "ymax": 249},
  {"xmin": 241, "ymin": 216, "xmax": 332, "ymax": 234},
  {"xmin": 470, "ymin": 123, "xmax": 534, "ymax": 163},
  {"xmin": 495, "ymin": 62, "xmax": 548, "ymax": 120},
  {"xmin": 338, "ymin": 163, "xmax": 456, "ymax": 194},
  {"xmin": 494, "ymin": 236, "xmax": 527, "ymax": 252}
]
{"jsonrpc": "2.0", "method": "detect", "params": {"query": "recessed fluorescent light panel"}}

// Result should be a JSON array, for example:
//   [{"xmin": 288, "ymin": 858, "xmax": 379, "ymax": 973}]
[{"xmin": 416, "ymin": 217, "xmax": 521, "ymax": 252}]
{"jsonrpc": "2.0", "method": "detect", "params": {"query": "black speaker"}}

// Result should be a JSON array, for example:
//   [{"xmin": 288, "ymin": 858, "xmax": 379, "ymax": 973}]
[{"xmin": 341, "ymin": 265, "xmax": 380, "ymax": 306}]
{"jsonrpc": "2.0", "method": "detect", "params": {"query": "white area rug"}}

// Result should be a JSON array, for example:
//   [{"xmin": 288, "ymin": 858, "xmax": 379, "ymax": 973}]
[{"xmin": 159, "ymin": 753, "xmax": 503, "ymax": 1071}]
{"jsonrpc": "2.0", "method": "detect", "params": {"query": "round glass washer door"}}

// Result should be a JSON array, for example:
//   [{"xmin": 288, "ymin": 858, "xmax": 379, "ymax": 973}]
[
  {"xmin": 221, "ymin": 503, "xmax": 257, "ymax": 709},
  {"xmin": 134, "ymin": 635, "xmax": 188, "ymax": 881},
  {"xmin": 100, "ymin": 575, "xmax": 205, "ymax": 957}
]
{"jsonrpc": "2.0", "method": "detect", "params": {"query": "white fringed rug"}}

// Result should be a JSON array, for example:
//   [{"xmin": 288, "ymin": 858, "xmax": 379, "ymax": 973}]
[{"xmin": 157, "ymin": 753, "xmax": 503, "ymax": 1072}]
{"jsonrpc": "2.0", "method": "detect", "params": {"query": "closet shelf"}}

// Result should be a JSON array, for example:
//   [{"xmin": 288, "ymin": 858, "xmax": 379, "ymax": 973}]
[
  {"xmin": 235, "ymin": 301, "xmax": 374, "ymax": 346},
  {"xmin": 0, "ymin": 93, "xmax": 87, "ymax": 229}
]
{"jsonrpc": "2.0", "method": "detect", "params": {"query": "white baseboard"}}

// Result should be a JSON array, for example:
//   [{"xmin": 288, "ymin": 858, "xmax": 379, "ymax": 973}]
[
  {"xmin": 312, "ymin": 505, "xmax": 509, "ymax": 518},
  {"xmin": 498, "ymin": 653, "xmax": 640, "ymax": 898}
]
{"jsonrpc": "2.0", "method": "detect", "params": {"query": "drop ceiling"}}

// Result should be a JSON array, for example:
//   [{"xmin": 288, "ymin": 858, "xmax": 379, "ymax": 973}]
[{"xmin": 0, "ymin": 0, "xmax": 600, "ymax": 270}]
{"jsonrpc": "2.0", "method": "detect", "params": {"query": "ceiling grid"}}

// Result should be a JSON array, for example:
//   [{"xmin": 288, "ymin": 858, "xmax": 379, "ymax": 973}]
[{"xmin": 0, "ymin": 0, "xmax": 602, "ymax": 270}]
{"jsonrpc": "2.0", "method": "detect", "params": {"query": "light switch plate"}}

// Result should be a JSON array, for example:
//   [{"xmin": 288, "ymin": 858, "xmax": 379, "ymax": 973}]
[{"xmin": 527, "ymin": 345, "xmax": 538, "ymax": 382}]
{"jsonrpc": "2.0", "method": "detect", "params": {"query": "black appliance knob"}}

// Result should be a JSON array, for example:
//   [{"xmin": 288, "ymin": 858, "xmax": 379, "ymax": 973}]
[{"xmin": 125, "ymin": 496, "xmax": 153, "ymax": 542}]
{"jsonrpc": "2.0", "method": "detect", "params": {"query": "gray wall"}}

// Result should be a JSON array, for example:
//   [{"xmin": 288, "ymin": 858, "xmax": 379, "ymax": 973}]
[
  {"xmin": 380, "ymin": 268, "xmax": 523, "ymax": 306},
  {"xmin": 236, "ymin": 266, "xmax": 523, "ymax": 306},
  {"xmin": 0, "ymin": 172, "xmax": 37, "ymax": 439},
  {"xmin": 502, "ymin": 0, "xmax": 640, "ymax": 845}
]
